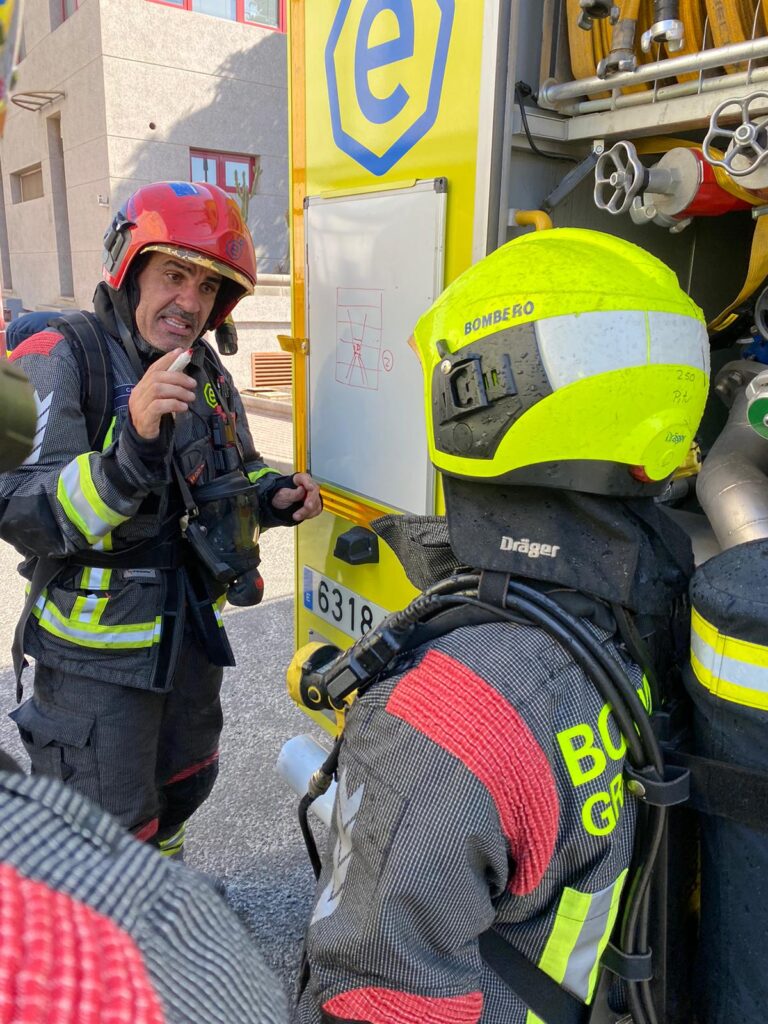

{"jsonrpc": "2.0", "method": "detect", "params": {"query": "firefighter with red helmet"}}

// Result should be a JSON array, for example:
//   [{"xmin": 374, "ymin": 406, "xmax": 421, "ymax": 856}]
[{"xmin": 0, "ymin": 180, "xmax": 321, "ymax": 857}]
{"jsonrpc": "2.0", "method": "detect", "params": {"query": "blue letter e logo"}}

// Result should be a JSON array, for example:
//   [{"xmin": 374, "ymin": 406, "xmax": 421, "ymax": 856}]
[{"xmin": 326, "ymin": 0, "xmax": 455, "ymax": 177}]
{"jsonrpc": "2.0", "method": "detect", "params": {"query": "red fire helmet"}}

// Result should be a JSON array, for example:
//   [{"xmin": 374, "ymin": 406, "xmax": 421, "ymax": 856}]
[{"xmin": 102, "ymin": 181, "xmax": 257, "ymax": 329}]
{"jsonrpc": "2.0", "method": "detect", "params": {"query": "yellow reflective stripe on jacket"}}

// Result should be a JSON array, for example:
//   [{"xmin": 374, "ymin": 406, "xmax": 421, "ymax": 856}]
[
  {"xmin": 102, "ymin": 416, "xmax": 117, "ymax": 451},
  {"xmin": 57, "ymin": 454, "xmax": 130, "ymax": 543},
  {"xmin": 247, "ymin": 467, "xmax": 281, "ymax": 484},
  {"xmin": 71, "ymin": 593, "xmax": 109, "ymax": 626},
  {"xmin": 690, "ymin": 607, "xmax": 768, "ymax": 710},
  {"xmin": 32, "ymin": 593, "xmax": 161, "ymax": 649},
  {"xmin": 80, "ymin": 567, "xmax": 113, "ymax": 591},
  {"xmin": 525, "ymin": 871, "xmax": 627, "ymax": 1024},
  {"xmin": 213, "ymin": 593, "xmax": 227, "ymax": 628}
]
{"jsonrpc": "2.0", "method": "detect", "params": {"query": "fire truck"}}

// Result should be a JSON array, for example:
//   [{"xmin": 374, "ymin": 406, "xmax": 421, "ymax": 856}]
[
  {"xmin": 282, "ymin": 0, "xmax": 767, "ymax": 712},
  {"xmin": 278, "ymin": 1, "xmax": 768, "ymax": 1020}
]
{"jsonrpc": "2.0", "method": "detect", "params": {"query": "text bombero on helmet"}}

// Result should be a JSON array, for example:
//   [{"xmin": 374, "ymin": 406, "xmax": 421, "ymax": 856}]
[
  {"xmin": 500, "ymin": 537, "xmax": 560, "ymax": 559},
  {"xmin": 465, "ymin": 302, "xmax": 535, "ymax": 336}
]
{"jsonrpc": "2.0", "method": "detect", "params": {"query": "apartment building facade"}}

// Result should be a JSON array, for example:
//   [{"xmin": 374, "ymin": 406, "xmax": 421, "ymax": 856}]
[{"xmin": 0, "ymin": 0, "xmax": 290, "ymax": 374}]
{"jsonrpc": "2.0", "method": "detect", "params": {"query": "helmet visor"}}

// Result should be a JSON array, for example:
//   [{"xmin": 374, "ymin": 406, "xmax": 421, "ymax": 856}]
[{"xmin": 142, "ymin": 244, "xmax": 255, "ymax": 299}]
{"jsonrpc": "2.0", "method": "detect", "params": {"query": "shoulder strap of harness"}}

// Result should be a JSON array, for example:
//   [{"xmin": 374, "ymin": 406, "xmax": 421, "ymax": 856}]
[
  {"xmin": 48, "ymin": 311, "xmax": 114, "ymax": 452},
  {"xmin": 479, "ymin": 930, "xmax": 591, "ymax": 1024}
]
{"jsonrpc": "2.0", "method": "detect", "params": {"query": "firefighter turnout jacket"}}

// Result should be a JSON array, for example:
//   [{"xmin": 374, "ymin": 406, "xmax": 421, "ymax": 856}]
[
  {"xmin": 0, "ymin": 296, "xmax": 288, "ymax": 692},
  {"xmin": 298, "ymin": 615, "xmax": 646, "ymax": 1024}
]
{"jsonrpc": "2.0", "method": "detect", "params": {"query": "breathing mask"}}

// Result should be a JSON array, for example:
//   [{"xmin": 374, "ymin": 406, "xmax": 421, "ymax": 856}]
[{"xmin": 179, "ymin": 469, "xmax": 264, "ymax": 605}]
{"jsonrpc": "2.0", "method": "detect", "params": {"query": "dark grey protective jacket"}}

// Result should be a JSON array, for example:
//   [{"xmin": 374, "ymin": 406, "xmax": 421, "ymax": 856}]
[
  {"xmin": 0, "ymin": 305, "xmax": 288, "ymax": 690},
  {"xmin": 299, "ymin": 617, "xmax": 646, "ymax": 1024}
]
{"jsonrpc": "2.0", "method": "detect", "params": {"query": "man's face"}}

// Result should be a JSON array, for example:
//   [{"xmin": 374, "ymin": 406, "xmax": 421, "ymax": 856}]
[{"xmin": 134, "ymin": 251, "xmax": 222, "ymax": 352}]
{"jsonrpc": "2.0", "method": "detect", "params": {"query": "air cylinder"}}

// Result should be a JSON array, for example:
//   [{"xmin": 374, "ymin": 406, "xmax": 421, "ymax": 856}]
[{"xmin": 687, "ymin": 540, "xmax": 768, "ymax": 1023}]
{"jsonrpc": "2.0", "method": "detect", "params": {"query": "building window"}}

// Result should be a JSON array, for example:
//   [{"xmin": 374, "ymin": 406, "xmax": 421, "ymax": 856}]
[
  {"xmin": 10, "ymin": 165, "xmax": 44, "ymax": 204},
  {"xmin": 190, "ymin": 150, "xmax": 258, "ymax": 194},
  {"xmin": 148, "ymin": 0, "xmax": 285, "ymax": 30}
]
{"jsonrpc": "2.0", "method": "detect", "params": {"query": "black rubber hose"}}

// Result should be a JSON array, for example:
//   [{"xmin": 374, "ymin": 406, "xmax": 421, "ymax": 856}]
[
  {"xmin": 298, "ymin": 739, "xmax": 343, "ymax": 880},
  {"xmin": 504, "ymin": 586, "xmax": 649, "ymax": 766},
  {"xmin": 299, "ymin": 793, "xmax": 322, "ymax": 879},
  {"xmin": 514, "ymin": 82, "xmax": 580, "ymax": 165},
  {"xmin": 425, "ymin": 577, "xmax": 660, "ymax": 768},
  {"xmin": 611, "ymin": 603, "xmax": 662, "ymax": 710},
  {"xmin": 654, "ymin": 0, "xmax": 680, "ymax": 24},
  {"xmin": 507, "ymin": 584, "xmax": 666, "ymax": 1024},
  {"xmin": 624, "ymin": 808, "xmax": 667, "ymax": 1024}
]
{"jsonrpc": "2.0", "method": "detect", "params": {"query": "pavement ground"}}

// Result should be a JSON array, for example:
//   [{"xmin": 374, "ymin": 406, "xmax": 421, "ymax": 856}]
[{"xmin": 0, "ymin": 404, "xmax": 327, "ymax": 994}]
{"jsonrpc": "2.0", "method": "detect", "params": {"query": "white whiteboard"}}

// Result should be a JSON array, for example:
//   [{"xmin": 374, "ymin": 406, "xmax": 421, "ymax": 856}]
[{"xmin": 305, "ymin": 181, "xmax": 446, "ymax": 514}]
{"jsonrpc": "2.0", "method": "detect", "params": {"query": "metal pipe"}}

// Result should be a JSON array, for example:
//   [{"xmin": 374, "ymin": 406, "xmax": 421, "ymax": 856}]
[
  {"xmin": 697, "ymin": 373, "xmax": 768, "ymax": 549},
  {"xmin": 540, "ymin": 35, "xmax": 768, "ymax": 106},
  {"xmin": 551, "ymin": 63, "xmax": 768, "ymax": 117}
]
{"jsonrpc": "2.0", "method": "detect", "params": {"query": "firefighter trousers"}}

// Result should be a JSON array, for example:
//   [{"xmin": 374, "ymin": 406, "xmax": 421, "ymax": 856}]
[{"xmin": 10, "ymin": 629, "xmax": 223, "ymax": 844}]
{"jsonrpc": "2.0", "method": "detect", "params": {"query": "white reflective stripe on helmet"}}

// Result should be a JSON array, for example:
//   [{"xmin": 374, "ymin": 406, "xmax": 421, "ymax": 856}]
[
  {"xmin": 33, "ymin": 593, "xmax": 161, "ymax": 649},
  {"xmin": 57, "ymin": 454, "xmax": 130, "ymax": 542},
  {"xmin": 534, "ymin": 311, "xmax": 709, "ymax": 391}
]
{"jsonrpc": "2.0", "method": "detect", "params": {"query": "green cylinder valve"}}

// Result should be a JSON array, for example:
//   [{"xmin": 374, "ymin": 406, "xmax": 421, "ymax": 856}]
[{"xmin": 746, "ymin": 370, "xmax": 768, "ymax": 440}]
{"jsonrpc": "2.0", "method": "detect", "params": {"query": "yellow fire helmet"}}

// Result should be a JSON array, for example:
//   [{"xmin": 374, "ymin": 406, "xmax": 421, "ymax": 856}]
[
  {"xmin": 412, "ymin": 228, "xmax": 710, "ymax": 497},
  {"xmin": 0, "ymin": 0, "xmax": 23, "ymax": 136}
]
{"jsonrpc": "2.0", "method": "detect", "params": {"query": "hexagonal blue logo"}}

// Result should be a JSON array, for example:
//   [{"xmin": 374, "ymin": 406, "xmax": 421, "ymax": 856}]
[{"xmin": 325, "ymin": 0, "xmax": 455, "ymax": 177}]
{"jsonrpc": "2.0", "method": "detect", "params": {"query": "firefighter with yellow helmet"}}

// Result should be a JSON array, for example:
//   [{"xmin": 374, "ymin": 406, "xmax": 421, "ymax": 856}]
[{"xmin": 296, "ymin": 228, "xmax": 709, "ymax": 1024}]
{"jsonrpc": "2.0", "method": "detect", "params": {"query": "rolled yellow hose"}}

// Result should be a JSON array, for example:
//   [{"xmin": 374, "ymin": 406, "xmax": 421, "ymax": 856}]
[
  {"xmin": 669, "ymin": 0, "xmax": 708, "ymax": 81},
  {"xmin": 705, "ymin": 0, "xmax": 765, "ymax": 72},
  {"xmin": 567, "ymin": 0, "xmax": 764, "ymax": 90}
]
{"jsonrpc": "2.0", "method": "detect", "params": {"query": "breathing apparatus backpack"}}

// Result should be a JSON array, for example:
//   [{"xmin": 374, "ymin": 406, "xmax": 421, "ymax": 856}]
[{"xmin": 286, "ymin": 573, "xmax": 733, "ymax": 1024}]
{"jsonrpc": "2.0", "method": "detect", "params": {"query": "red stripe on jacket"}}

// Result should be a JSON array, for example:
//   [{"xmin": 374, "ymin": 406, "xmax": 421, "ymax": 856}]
[
  {"xmin": 7, "ymin": 331, "xmax": 64, "ymax": 362},
  {"xmin": 324, "ymin": 987, "xmax": 483, "ymax": 1024},
  {"xmin": 386, "ymin": 648, "xmax": 559, "ymax": 896},
  {"xmin": 0, "ymin": 862, "xmax": 165, "ymax": 1023}
]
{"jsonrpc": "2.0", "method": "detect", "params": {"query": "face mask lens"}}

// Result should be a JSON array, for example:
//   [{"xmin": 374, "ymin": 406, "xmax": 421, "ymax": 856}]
[{"xmin": 188, "ymin": 473, "xmax": 262, "ymax": 581}]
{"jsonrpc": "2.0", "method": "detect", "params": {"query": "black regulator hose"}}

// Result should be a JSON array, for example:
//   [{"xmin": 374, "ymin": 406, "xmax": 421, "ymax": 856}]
[{"xmin": 298, "ymin": 738, "xmax": 343, "ymax": 881}]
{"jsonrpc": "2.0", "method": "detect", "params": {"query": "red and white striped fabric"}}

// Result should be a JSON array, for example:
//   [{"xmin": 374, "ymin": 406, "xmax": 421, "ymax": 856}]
[{"xmin": 0, "ymin": 862, "xmax": 164, "ymax": 1024}]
